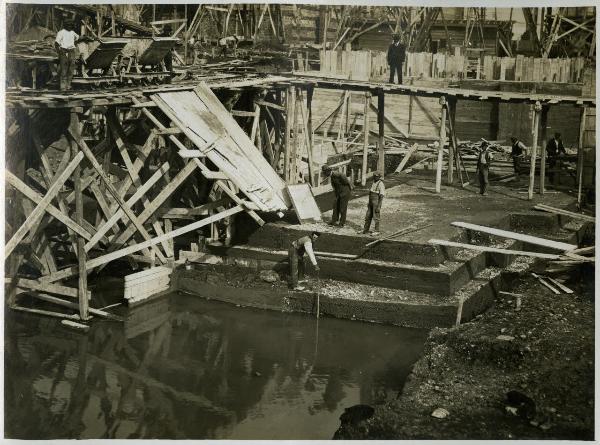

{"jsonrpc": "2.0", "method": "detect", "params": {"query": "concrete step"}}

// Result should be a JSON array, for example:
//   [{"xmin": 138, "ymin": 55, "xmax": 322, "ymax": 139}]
[
  {"xmin": 200, "ymin": 244, "xmax": 487, "ymax": 297},
  {"xmin": 237, "ymin": 222, "xmax": 446, "ymax": 266},
  {"xmin": 173, "ymin": 263, "xmax": 504, "ymax": 329}
]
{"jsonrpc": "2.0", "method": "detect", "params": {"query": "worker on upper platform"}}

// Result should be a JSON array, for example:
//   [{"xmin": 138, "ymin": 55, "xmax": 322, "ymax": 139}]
[
  {"xmin": 361, "ymin": 171, "xmax": 385, "ymax": 236},
  {"xmin": 323, "ymin": 166, "xmax": 353, "ymax": 228},
  {"xmin": 510, "ymin": 136, "xmax": 527, "ymax": 177},
  {"xmin": 477, "ymin": 140, "xmax": 494, "ymax": 195},
  {"xmin": 54, "ymin": 19, "xmax": 80, "ymax": 90},
  {"xmin": 387, "ymin": 33, "xmax": 406, "ymax": 84},
  {"xmin": 289, "ymin": 232, "xmax": 320, "ymax": 291},
  {"xmin": 546, "ymin": 132, "xmax": 566, "ymax": 183}
]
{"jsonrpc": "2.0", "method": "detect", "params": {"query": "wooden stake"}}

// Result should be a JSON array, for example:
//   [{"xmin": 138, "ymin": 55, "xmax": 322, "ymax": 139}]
[
  {"xmin": 539, "ymin": 105, "xmax": 548, "ymax": 195},
  {"xmin": 528, "ymin": 102, "xmax": 541, "ymax": 200},
  {"xmin": 577, "ymin": 106, "xmax": 587, "ymax": 207},
  {"xmin": 73, "ymin": 134, "xmax": 89, "ymax": 321},
  {"xmin": 377, "ymin": 90, "xmax": 385, "ymax": 177},
  {"xmin": 447, "ymin": 99, "xmax": 457, "ymax": 184},
  {"xmin": 436, "ymin": 96, "xmax": 447, "ymax": 193},
  {"xmin": 284, "ymin": 85, "xmax": 295, "ymax": 183},
  {"xmin": 361, "ymin": 92, "xmax": 371, "ymax": 186}
]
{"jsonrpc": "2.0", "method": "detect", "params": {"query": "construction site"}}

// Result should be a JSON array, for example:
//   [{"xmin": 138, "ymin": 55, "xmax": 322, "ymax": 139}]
[{"xmin": 4, "ymin": 3, "xmax": 596, "ymax": 440}]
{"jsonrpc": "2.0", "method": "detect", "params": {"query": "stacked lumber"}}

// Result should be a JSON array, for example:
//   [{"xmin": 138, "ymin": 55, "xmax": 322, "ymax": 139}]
[{"xmin": 124, "ymin": 267, "xmax": 172, "ymax": 305}]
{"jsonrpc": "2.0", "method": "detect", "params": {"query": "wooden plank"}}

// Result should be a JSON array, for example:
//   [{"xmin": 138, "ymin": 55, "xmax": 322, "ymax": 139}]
[
  {"xmin": 10, "ymin": 305, "xmax": 80, "ymax": 320},
  {"xmin": 73, "ymin": 141, "xmax": 89, "ymax": 321},
  {"xmin": 43, "ymin": 205, "xmax": 244, "ymax": 283},
  {"xmin": 85, "ymin": 162, "xmax": 170, "ymax": 252},
  {"xmin": 14, "ymin": 278, "xmax": 91, "ymax": 299},
  {"xmin": 528, "ymin": 105, "xmax": 540, "ymax": 200},
  {"xmin": 286, "ymin": 183, "xmax": 322, "ymax": 223},
  {"xmin": 534, "ymin": 204, "xmax": 595, "ymax": 222},
  {"xmin": 125, "ymin": 266, "xmax": 171, "ymax": 284},
  {"xmin": 5, "ymin": 171, "xmax": 93, "ymax": 241},
  {"xmin": 5, "ymin": 151, "xmax": 84, "ymax": 258},
  {"xmin": 395, "ymin": 143, "xmax": 422, "ymax": 173},
  {"xmin": 68, "ymin": 131, "xmax": 167, "ymax": 264},
  {"xmin": 429, "ymin": 239, "xmax": 561, "ymax": 259},
  {"xmin": 451, "ymin": 221, "xmax": 577, "ymax": 251},
  {"xmin": 361, "ymin": 92, "xmax": 371, "ymax": 186}
]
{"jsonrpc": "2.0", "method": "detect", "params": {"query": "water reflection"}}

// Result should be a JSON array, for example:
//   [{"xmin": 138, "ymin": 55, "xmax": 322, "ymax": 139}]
[{"xmin": 5, "ymin": 293, "xmax": 427, "ymax": 439}]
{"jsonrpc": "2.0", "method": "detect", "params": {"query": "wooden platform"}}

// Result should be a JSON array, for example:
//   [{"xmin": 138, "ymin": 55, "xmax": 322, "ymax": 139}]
[{"xmin": 292, "ymin": 74, "xmax": 596, "ymax": 106}]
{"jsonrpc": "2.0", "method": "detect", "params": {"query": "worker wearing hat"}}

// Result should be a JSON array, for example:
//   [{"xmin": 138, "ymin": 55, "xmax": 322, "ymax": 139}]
[
  {"xmin": 54, "ymin": 19, "xmax": 80, "ymax": 90},
  {"xmin": 361, "ymin": 171, "xmax": 385, "ymax": 235},
  {"xmin": 476, "ymin": 140, "xmax": 494, "ymax": 195},
  {"xmin": 387, "ymin": 33, "xmax": 406, "ymax": 84},
  {"xmin": 288, "ymin": 231, "xmax": 320, "ymax": 291},
  {"xmin": 322, "ymin": 165, "xmax": 353, "ymax": 228}
]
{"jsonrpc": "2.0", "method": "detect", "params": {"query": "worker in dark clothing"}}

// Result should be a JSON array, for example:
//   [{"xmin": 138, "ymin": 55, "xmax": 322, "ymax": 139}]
[
  {"xmin": 387, "ymin": 33, "xmax": 406, "ymax": 84},
  {"xmin": 477, "ymin": 140, "xmax": 494, "ymax": 195},
  {"xmin": 323, "ymin": 166, "xmax": 353, "ymax": 227},
  {"xmin": 510, "ymin": 136, "xmax": 527, "ymax": 177},
  {"xmin": 289, "ymin": 232, "xmax": 320, "ymax": 291},
  {"xmin": 360, "ymin": 171, "xmax": 385, "ymax": 235},
  {"xmin": 546, "ymin": 132, "xmax": 566, "ymax": 183}
]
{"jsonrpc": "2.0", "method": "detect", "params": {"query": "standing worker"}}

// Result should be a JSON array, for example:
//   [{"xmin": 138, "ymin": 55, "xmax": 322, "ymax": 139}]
[
  {"xmin": 323, "ymin": 166, "xmax": 353, "ymax": 228},
  {"xmin": 54, "ymin": 19, "xmax": 79, "ymax": 90},
  {"xmin": 387, "ymin": 33, "xmax": 406, "ymax": 84},
  {"xmin": 546, "ymin": 132, "xmax": 566, "ymax": 184},
  {"xmin": 510, "ymin": 136, "xmax": 527, "ymax": 177},
  {"xmin": 289, "ymin": 232, "xmax": 321, "ymax": 291},
  {"xmin": 477, "ymin": 140, "xmax": 494, "ymax": 195},
  {"xmin": 360, "ymin": 171, "xmax": 385, "ymax": 236}
]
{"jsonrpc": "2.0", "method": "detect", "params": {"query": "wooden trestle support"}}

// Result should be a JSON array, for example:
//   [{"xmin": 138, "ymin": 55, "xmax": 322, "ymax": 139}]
[{"xmin": 5, "ymin": 82, "xmax": 306, "ymax": 322}]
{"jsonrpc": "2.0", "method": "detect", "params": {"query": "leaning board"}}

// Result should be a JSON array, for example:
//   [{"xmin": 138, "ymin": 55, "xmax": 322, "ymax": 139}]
[
  {"xmin": 287, "ymin": 183, "xmax": 322, "ymax": 223},
  {"xmin": 151, "ymin": 83, "xmax": 290, "ymax": 212}
]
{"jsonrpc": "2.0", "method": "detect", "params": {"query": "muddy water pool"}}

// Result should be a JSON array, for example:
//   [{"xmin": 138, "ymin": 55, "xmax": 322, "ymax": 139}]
[{"xmin": 5, "ymin": 292, "xmax": 427, "ymax": 439}]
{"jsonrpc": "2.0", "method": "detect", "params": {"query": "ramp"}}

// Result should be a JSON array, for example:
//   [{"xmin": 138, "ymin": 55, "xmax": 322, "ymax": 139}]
[{"xmin": 150, "ymin": 83, "xmax": 290, "ymax": 212}]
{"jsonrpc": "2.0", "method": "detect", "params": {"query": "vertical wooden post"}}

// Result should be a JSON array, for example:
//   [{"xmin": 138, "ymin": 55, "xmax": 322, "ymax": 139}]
[
  {"xmin": 290, "ymin": 88, "xmax": 301, "ymax": 184},
  {"xmin": 307, "ymin": 85, "xmax": 314, "ymax": 152},
  {"xmin": 528, "ymin": 102, "xmax": 542, "ymax": 201},
  {"xmin": 436, "ymin": 96, "xmax": 447, "ymax": 193},
  {"xmin": 361, "ymin": 92, "xmax": 371, "ymax": 186},
  {"xmin": 539, "ymin": 105, "xmax": 549, "ymax": 195},
  {"xmin": 377, "ymin": 90, "xmax": 385, "ymax": 178},
  {"xmin": 284, "ymin": 85, "xmax": 295, "ymax": 183},
  {"xmin": 72, "ymin": 115, "xmax": 89, "ymax": 321},
  {"xmin": 447, "ymin": 98, "xmax": 457, "ymax": 184},
  {"xmin": 577, "ymin": 106, "xmax": 588, "ymax": 208}
]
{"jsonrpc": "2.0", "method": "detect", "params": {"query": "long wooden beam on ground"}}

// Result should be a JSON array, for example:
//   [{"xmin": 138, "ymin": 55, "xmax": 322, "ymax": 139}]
[
  {"xmin": 451, "ymin": 221, "xmax": 577, "ymax": 251},
  {"xmin": 429, "ymin": 239, "xmax": 561, "ymax": 259},
  {"xmin": 534, "ymin": 204, "xmax": 595, "ymax": 223}
]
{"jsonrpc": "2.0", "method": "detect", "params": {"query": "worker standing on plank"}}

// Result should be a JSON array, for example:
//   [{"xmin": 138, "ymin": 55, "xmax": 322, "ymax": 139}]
[
  {"xmin": 360, "ymin": 171, "xmax": 385, "ymax": 236},
  {"xmin": 477, "ymin": 140, "xmax": 493, "ymax": 195},
  {"xmin": 323, "ymin": 166, "xmax": 353, "ymax": 228},
  {"xmin": 54, "ymin": 19, "xmax": 79, "ymax": 90},
  {"xmin": 289, "ymin": 232, "xmax": 320, "ymax": 291},
  {"xmin": 510, "ymin": 136, "xmax": 527, "ymax": 177},
  {"xmin": 387, "ymin": 33, "xmax": 406, "ymax": 84},
  {"xmin": 546, "ymin": 132, "xmax": 566, "ymax": 184}
]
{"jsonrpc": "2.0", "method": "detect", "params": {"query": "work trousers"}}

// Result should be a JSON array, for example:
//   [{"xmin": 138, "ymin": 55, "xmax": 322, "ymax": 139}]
[
  {"xmin": 331, "ymin": 190, "xmax": 351, "ymax": 226},
  {"xmin": 363, "ymin": 192, "xmax": 383, "ymax": 232},
  {"xmin": 512, "ymin": 157, "xmax": 521, "ymax": 175},
  {"xmin": 389, "ymin": 63, "xmax": 403, "ymax": 84},
  {"xmin": 548, "ymin": 157, "xmax": 557, "ymax": 183},
  {"xmin": 58, "ymin": 48, "xmax": 76, "ymax": 90},
  {"xmin": 478, "ymin": 165, "xmax": 489, "ymax": 194},
  {"xmin": 288, "ymin": 246, "xmax": 305, "ymax": 288}
]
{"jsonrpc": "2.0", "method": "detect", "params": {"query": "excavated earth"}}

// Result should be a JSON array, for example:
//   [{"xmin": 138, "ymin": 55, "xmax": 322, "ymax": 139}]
[{"xmin": 333, "ymin": 266, "xmax": 595, "ymax": 440}]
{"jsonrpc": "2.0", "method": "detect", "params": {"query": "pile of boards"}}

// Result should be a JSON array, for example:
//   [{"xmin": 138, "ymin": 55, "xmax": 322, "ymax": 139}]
[{"xmin": 124, "ymin": 266, "xmax": 172, "ymax": 306}]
